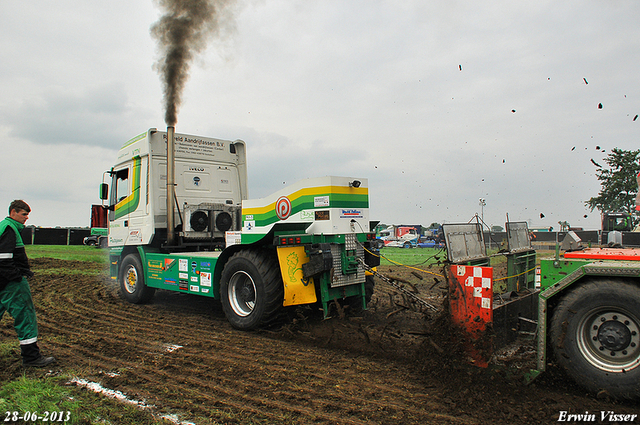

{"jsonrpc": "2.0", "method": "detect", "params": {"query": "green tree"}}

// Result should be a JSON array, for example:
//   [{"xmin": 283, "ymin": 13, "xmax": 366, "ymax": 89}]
[{"xmin": 586, "ymin": 148, "xmax": 640, "ymax": 215}]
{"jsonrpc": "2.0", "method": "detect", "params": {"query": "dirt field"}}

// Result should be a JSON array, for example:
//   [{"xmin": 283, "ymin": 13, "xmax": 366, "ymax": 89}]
[{"xmin": 1, "ymin": 258, "xmax": 639, "ymax": 424}]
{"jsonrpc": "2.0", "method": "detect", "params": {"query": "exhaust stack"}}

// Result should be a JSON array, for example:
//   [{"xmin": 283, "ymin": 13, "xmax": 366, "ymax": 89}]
[{"xmin": 166, "ymin": 126, "xmax": 176, "ymax": 246}]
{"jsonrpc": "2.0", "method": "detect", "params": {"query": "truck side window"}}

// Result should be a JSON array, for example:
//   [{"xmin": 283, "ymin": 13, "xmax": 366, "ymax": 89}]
[{"xmin": 109, "ymin": 168, "xmax": 129, "ymax": 221}]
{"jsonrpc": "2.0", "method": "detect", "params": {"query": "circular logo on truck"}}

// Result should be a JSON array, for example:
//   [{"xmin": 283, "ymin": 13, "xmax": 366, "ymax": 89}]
[{"xmin": 276, "ymin": 196, "xmax": 292, "ymax": 220}]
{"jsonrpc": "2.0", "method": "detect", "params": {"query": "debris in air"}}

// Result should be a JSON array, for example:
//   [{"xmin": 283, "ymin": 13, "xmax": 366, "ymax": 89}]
[
  {"xmin": 583, "ymin": 78, "xmax": 588, "ymax": 84},
  {"xmin": 634, "ymin": 115, "xmax": 638, "ymax": 121},
  {"xmin": 598, "ymin": 103, "xmax": 603, "ymax": 109},
  {"xmin": 590, "ymin": 159, "xmax": 602, "ymax": 168},
  {"xmin": 540, "ymin": 213, "xmax": 545, "ymax": 219}
]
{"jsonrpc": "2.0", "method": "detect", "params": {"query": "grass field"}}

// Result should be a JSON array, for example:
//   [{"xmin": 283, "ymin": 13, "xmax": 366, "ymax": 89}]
[
  {"xmin": 26, "ymin": 245, "xmax": 109, "ymax": 263},
  {"xmin": 24, "ymin": 245, "xmax": 450, "ymax": 267},
  {"xmin": 377, "ymin": 246, "xmax": 446, "ymax": 266}
]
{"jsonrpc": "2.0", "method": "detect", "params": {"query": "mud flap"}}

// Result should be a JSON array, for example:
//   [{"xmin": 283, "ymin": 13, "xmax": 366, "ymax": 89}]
[
  {"xmin": 277, "ymin": 246, "xmax": 317, "ymax": 306},
  {"xmin": 448, "ymin": 265, "xmax": 493, "ymax": 367}
]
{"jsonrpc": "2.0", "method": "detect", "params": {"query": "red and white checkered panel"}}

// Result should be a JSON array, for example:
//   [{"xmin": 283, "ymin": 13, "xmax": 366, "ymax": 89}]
[
  {"xmin": 447, "ymin": 265, "xmax": 494, "ymax": 368},
  {"xmin": 457, "ymin": 265, "xmax": 492, "ymax": 310},
  {"xmin": 448, "ymin": 265, "xmax": 493, "ymax": 329}
]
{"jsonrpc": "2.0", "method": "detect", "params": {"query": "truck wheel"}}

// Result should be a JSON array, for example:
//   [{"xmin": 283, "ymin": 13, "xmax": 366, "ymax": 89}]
[
  {"xmin": 549, "ymin": 279, "xmax": 640, "ymax": 400},
  {"xmin": 119, "ymin": 254, "xmax": 155, "ymax": 304},
  {"xmin": 220, "ymin": 249, "xmax": 284, "ymax": 330},
  {"xmin": 403, "ymin": 241, "xmax": 412, "ymax": 249},
  {"xmin": 364, "ymin": 274, "xmax": 375, "ymax": 304}
]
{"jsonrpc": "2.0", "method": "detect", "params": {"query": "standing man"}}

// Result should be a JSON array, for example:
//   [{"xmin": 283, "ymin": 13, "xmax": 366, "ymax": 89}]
[{"xmin": 0, "ymin": 200, "xmax": 55, "ymax": 367}]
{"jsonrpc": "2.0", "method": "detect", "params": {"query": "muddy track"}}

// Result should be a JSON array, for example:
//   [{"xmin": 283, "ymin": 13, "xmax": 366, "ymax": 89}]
[{"xmin": 0, "ymin": 258, "xmax": 638, "ymax": 424}]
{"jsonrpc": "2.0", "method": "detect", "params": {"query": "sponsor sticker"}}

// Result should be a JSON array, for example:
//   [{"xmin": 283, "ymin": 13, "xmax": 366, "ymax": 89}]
[
  {"xmin": 128, "ymin": 229, "xmax": 143, "ymax": 243},
  {"xmin": 300, "ymin": 210, "xmax": 314, "ymax": 220},
  {"xmin": 315, "ymin": 211, "xmax": 330, "ymax": 221},
  {"xmin": 179, "ymin": 259, "xmax": 188, "ymax": 272},
  {"xmin": 226, "ymin": 231, "xmax": 242, "ymax": 247},
  {"xmin": 200, "ymin": 272, "xmax": 212, "ymax": 287},
  {"xmin": 276, "ymin": 196, "xmax": 292, "ymax": 220},
  {"xmin": 339, "ymin": 209, "xmax": 363, "ymax": 219},
  {"xmin": 314, "ymin": 196, "xmax": 330, "ymax": 207}
]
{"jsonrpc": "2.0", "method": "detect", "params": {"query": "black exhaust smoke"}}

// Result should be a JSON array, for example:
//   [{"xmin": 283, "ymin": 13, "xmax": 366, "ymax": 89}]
[
  {"xmin": 151, "ymin": 0, "xmax": 236, "ymax": 245},
  {"xmin": 151, "ymin": 0, "xmax": 235, "ymax": 127}
]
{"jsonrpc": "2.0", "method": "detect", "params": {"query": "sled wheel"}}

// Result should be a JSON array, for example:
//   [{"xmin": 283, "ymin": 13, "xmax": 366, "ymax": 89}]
[
  {"xmin": 220, "ymin": 249, "xmax": 284, "ymax": 330},
  {"xmin": 549, "ymin": 279, "xmax": 640, "ymax": 400},
  {"xmin": 119, "ymin": 254, "xmax": 155, "ymax": 304}
]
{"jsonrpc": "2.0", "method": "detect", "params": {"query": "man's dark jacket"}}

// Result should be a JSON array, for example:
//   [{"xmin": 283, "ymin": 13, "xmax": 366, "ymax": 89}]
[{"xmin": 0, "ymin": 217, "xmax": 30, "ymax": 291}]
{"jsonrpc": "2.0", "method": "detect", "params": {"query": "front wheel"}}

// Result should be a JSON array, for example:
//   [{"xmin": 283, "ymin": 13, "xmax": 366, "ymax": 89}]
[
  {"xmin": 549, "ymin": 279, "xmax": 640, "ymax": 400},
  {"xmin": 220, "ymin": 249, "xmax": 284, "ymax": 330},
  {"xmin": 119, "ymin": 254, "xmax": 155, "ymax": 304}
]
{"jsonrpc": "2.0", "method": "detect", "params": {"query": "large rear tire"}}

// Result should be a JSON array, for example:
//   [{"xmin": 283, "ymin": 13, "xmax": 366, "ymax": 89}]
[
  {"xmin": 549, "ymin": 279, "xmax": 640, "ymax": 400},
  {"xmin": 220, "ymin": 249, "xmax": 284, "ymax": 330},
  {"xmin": 348, "ymin": 274, "xmax": 376, "ymax": 313},
  {"xmin": 119, "ymin": 254, "xmax": 155, "ymax": 304}
]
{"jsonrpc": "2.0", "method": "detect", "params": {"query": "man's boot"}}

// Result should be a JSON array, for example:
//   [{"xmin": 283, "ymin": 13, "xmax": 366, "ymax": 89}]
[{"xmin": 21, "ymin": 342, "xmax": 56, "ymax": 367}]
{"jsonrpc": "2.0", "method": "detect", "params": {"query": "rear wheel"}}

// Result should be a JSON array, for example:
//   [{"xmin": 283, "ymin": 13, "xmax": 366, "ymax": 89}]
[
  {"xmin": 220, "ymin": 249, "xmax": 284, "ymax": 330},
  {"xmin": 119, "ymin": 254, "xmax": 155, "ymax": 304},
  {"xmin": 549, "ymin": 279, "xmax": 640, "ymax": 400},
  {"xmin": 348, "ymin": 275, "xmax": 376, "ymax": 313}
]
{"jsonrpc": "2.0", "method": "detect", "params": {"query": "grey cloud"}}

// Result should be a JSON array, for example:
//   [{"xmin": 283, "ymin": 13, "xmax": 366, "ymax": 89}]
[{"xmin": 2, "ymin": 83, "xmax": 137, "ymax": 147}]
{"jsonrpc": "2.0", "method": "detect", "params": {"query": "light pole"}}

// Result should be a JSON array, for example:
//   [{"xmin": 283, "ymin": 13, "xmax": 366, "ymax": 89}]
[{"xmin": 479, "ymin": 198, "xmax": 486, "ymax": 224}]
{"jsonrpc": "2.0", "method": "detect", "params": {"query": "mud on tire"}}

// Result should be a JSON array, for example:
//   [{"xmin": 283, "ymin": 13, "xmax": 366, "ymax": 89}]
[
  {"xmin": 549, "ymin": 279, "xmax": 640, "ymax": 400},
  {"xmin": 220, "ymin": 249, "xmax": 284, "ymax": 330}
]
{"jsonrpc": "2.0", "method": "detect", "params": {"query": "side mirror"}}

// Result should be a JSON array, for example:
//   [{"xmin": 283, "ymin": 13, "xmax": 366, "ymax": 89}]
[{"xmin": 99, "ymin": 183, "xmax": 109, "ymax": 200}]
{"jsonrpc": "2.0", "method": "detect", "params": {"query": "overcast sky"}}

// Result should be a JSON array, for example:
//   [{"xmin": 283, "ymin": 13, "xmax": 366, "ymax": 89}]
[{"xmin": 1, "ymin": 1, "xmax": 639, "ymax": 231}]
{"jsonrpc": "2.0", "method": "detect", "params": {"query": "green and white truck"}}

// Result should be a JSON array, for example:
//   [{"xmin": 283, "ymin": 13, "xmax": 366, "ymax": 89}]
[{"xmin": 100, "ymin": 127, "xmax": 378, "ymax": 330}]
